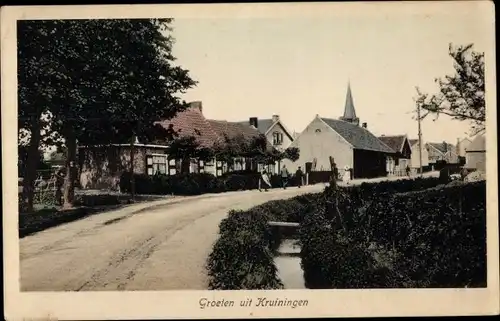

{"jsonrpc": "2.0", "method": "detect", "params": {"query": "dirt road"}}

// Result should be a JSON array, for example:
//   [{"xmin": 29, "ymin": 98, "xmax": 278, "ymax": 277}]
[{"xmin": 20, "ymin": 184, "xmax": 325, "ymax": 291}]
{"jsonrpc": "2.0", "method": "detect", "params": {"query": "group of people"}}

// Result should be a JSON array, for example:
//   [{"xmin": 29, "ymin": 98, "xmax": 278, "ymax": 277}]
[
  {"xmin": 258, "ymin": 163, "xmax": 362, "ymax": 191},
  {"xmin": 258, "ymin": 164, "xmax": 305, "ymax": 192}
]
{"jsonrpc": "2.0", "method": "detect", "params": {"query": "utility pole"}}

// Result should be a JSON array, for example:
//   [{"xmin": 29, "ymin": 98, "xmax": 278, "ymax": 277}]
[{"xmin": 417, "ymin": 101, "xmax": 423, "ymax": 177}]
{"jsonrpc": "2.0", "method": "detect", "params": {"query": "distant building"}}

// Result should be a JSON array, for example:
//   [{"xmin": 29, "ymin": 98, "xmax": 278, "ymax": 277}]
[
  {"xmin": 426, "ymin": 142, "xmax": 459, "ymax": 165},
  {"xmin": 378, "ymin": 135, "xmax": 412, "ymax": 176},
  {"xmin": 465, "ymin": 133, "xmax": 486, "ymax": 171},
  {"xmin": 282, "ymin": 82, "xmax": 394, "ymax": 178},
  {"xmin": 408, "ymin": 139, "xmax": 430, "ymax": 170},
  {"xmin": 457, "ymin": 137, "xmax": 472, "ymax": 157}
]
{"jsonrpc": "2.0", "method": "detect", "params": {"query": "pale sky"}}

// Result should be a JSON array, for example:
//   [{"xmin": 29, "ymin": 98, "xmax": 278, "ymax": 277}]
[{"xmin": 170, "ymin": 4, "xmax": 491, "ymax": 144}]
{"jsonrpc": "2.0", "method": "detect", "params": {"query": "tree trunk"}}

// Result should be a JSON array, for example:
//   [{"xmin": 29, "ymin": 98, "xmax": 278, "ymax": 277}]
[
  {"xmin": 21, "ymin": 119, "xmax": 42, "ymax": 212},
  {"xmin": 62, "ymin": 129, "xmax": 77, "ymax": 209}
]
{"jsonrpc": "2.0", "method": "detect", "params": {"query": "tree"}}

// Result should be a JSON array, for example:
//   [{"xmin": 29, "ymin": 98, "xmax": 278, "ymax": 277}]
[
  {"xmin": 18, "ymin": 19, "xmax": 196, "ymax": 210},
  {"xmin": 415, "ymin": 43, "xmax": 485, "ymax": 135},
  {"xmin": 282, "ymin": 147, "xmax": 300, "ymax": 162}
]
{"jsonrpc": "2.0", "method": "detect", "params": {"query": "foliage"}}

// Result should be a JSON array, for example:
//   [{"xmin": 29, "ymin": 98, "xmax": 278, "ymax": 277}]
[
  {"xmin": 415, "ymin": 43, "xmax": 485, "ymax": 135},
  {"xmin": 299, "ymin": 180, "xmax": 486, "ymax": 288},
  {"xmin": 18, "ymin": 146, "xmax": 51, "ymax": 177},
  {"xmin": 283, "ymin": 147, "xmax": 300, "ymax": 162},
  {"xmin": 119, "ymin": 171, "xmax": 303, "ymax": 195},
  {"xmin": 206, "ymin": 193, "xmax": 320, "ymax": 290},
  {"xmin": 216, "ymin": 176, "xmax": 485, "ymax": 289},
  {"xmin": 18, "ymin": 19, "xmax": 196, "ymax": 210},
  {"xmin": 166, "ymin": 133, "xmax": 301, "ymax": 172},
  {"xmin": 19, "ymin": 193, "xmax": 162, "ymax": 237},
  {"xmin": 207, "ymin": 209, "xmax": 283, "ymax": 290}
]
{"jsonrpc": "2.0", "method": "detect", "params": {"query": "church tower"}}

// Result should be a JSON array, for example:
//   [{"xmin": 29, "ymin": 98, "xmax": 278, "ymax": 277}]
[{"xmin": 339, "ymin": 82, "xmax": 360, "ymax": 126}]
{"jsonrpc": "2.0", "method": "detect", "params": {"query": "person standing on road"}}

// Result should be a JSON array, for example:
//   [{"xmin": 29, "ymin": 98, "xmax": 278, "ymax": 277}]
[
  {"xmin": 342, "ymin": 165, "xmax": 351, "ymax": 185},
  {"xmin": 259, "ymin": 169, "xmax": 271, "ymax": 192},
  {"xmin": 295, "ymin": 166, "xmax": 304, "ymax": 188},
  {"xmin": 54, "ymin": 167, "xmax": 65, "ymax": 206},
  {"xmin": 281, "ymin": 164, "xmax": 290, "ymax": 189}
]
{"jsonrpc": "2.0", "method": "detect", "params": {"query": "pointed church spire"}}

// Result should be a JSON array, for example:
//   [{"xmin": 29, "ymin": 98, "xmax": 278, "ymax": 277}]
[{"xmin": 339, "ymin": 81, "xmax": 360, "ymax": 125}]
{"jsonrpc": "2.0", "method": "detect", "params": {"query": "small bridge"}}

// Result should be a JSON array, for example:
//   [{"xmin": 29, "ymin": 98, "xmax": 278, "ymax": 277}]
[
  {"xmin": 268, "ymin": 221, "xmax": 301, "ymax": 244},
  {"xmin": 268, "ymin": 221, "xmax": 300, "ymax": 227}
]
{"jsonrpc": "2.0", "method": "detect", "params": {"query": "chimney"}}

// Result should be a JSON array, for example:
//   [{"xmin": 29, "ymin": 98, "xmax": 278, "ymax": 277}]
[
  {"xmin": 189, "ymin": 101, "xmax": 203, "ymax": 113},
  {"xmin": 362, "ymin": 122, "xmax": 367, "ymax": 128},
  {"xmin": 272, "ymin": 114, "xmax": 280, "ymax": 123},
  {"xmin": 249, "ymin": 117, "xmax": 258, "ymax": 128}
]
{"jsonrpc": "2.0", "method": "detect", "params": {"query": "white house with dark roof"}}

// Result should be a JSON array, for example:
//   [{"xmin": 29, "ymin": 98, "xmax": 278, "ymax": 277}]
[
  {"xmin": 457, "ymin": 137, "xmax": 473, "ymax": 157},
  {"xmin": 282, "ymin": 83, "xmax": 395, "ymax": 178},
  {"xmin": 409, "ymin": 138, "xmax": 430, "ymax": 170},
  {"xmin": 235, "ymin": 115, "xmax": 294, "ymax": 152},
  {"xmin": 378, "ymin": 135, "xmax": 412, "ymax": 175},
  {"xmin": 465, "ymin": 133, "xmax": 486, "ymax": 171},
  {"xmin": 426, "ymin": 141, "xmax": 459, "ymax": 165}
]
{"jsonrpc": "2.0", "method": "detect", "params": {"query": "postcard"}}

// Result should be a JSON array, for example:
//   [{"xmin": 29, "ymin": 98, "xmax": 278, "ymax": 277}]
[{"xmin": 2, "ymin": 1, "xmax": 498, "ymax": 319}]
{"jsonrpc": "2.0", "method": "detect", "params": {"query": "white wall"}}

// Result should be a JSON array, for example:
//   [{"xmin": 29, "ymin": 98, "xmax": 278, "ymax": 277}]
[
  {"xmin": 281, "ymin": 116, "xmax": 353, "ymax": 173},
  {"xmin": 410, "ymin": 141, "xmax": 429, "ymax": 168},
  {"xmin": 265, "ymin": 122, "xmax": 294, "ymax": 151},
  {"xmin": 466, "ymin": 152, "xmax": 486, "ymax": 171},
  {"xmin": 458, "ymin": 139, "xmax": 472, "ymax": 157}
]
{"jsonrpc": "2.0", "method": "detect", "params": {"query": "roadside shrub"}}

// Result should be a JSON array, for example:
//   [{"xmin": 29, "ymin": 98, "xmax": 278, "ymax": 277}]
[
  {"xmin": 300, "ymin": 181, "xmax": 486, "ymax": 288},
  {"xmin": 206, "ymin": 193, "xmax": 320, "ymax": 290},
  {"xmin": 119, "ymin": 171, "xmax": 301, "ymax": 196},
  {"xmin": 207, "ymin": 209, "xmax": 284, "ymax": 290}
]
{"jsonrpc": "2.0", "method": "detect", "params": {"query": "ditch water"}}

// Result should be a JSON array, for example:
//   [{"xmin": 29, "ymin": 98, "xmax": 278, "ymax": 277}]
[{"xmin": 274, "ymin": 239, "xmax": 306, "ymax": 289}]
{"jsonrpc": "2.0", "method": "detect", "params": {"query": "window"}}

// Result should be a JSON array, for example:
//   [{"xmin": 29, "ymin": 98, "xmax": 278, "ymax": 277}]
[
  {"xmin": 147, "ymin": 154, "xmax": 168, "ymax": 175},
  {"xmin": 273, "ymin": 132, "xmax": 284, "ymax": 145},
  {"xmin": 315, "ymin": 129, "xmax": 321, "ymax": 133}
]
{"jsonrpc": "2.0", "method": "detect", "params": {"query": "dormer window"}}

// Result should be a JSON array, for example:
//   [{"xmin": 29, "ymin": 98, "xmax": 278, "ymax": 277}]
[{"xmin": 273, "ymin": 132, "xmax": 283, "ymax": 145}]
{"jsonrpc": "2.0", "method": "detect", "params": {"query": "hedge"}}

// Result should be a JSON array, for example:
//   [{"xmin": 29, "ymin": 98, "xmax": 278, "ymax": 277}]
[
  {"xmin": 119, "ymin": 171, "xmax": 300, "ymax": 196},
  {"xmin": 205, "ymin": 176, "xmax": 449, "ymax": 290},
  {"xmin": 19, "ymin": 193, "xmax": 162, "ymax": 237},
  {"xmin": 206, "ymin": 193, "xmax": 320, "ymax": 290},
  {"xmin": 300, "ymin": 180, "xmax": 487, "ymax": 288}
]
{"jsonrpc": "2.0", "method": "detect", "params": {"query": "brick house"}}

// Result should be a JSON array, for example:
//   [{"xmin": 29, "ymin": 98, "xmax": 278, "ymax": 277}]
[{"xmin": 78, "ymin": 101, "xmax": 266, "ymax": 190}]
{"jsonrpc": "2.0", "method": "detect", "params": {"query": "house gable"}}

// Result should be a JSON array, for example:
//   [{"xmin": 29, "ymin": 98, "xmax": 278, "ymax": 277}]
[
  {"xmin": 282, "ymin": 115, "xmax": 353, "ymax": 172},
  {"xmin": 265, "ymin": 120, "xmax": 294, "ymax": 142},
  {"xmin": 401, "ymin": 137, "xmax": 412, "ymax": 159},
  {"xmin": 378, "ymin": 135, "xmax": 411, "ymax": 156}
]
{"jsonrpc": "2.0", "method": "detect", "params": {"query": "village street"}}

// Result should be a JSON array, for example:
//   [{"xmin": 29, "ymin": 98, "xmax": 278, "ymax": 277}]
[
  {"xmin": 20, "ymin": 173, "xmax": 437, "ymax": 292},
  {"xmin": 20, "ymin": 183, "xmax": 323, "ymax": 291}
]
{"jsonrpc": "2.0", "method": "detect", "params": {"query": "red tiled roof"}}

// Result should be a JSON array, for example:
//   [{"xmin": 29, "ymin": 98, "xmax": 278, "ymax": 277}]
[
  {"xmin": 207, "ymin": 120, "xmax": 274, "ymax": 152},
  {"xmin": 208, "ymin": 120, "xmax": 261, "ymax": 140},
  {"xmin": 155, "ymin": 107, "xmax": 222, "ymax": 148},
  {"xmin": 378, "ymin": 135, "xmax": 408, "ymax": 153}
]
